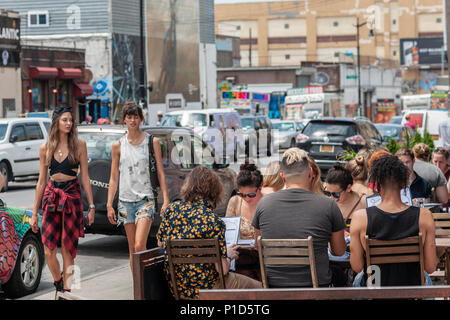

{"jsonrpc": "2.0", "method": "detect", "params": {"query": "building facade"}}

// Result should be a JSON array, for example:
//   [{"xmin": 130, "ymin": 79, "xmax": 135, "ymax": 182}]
[{"xmin": 215, "ymin": 0, "xmax": 447, "ymax": 94}]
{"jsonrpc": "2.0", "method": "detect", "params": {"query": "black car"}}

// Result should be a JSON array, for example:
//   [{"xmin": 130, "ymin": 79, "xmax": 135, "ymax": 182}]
[
  {"xmin": 240, "ymin": 115, "xmax": 273, "ymax": 157},
  {"xmin": 296, "ymin": 118, "xmax": 383, "ymax": 173},
  {"xmin": 77, "ymin": 125, "xmax": 236, "ymax": 242}
]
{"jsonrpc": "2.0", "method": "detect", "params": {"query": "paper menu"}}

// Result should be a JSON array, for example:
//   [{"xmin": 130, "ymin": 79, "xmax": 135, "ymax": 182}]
[
  {"xmin": 221, "ymin": 216, "xmax": 241, "ymax": 271},
  {"xmin": 366, "ymin": 187, "xmax": 412, "ymax": 208}
]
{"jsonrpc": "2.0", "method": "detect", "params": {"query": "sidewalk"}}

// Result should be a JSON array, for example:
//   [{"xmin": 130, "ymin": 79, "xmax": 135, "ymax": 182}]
[{"xmin": 30, "ymin": 263, "xmax": 133, "ymax": 300}]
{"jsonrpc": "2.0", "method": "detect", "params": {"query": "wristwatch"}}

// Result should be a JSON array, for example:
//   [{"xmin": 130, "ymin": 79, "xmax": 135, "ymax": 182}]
[{"xmin": 89, "ymin": 204, "xmax": 95, "ymax": 210}]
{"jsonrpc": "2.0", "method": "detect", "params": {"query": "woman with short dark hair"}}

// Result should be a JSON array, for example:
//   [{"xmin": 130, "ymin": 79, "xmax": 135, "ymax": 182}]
[
  {"xmin": 107, "ymin": 101, "xmax": 169, "ymax": 271},
  {"xmin": 157, "ymin": 166, "xmax": 262, "ymax": 299}
]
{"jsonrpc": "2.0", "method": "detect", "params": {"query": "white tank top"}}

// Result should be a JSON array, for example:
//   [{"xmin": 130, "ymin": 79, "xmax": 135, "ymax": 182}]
[{"xmin": 119, "ymin": 133, "xmax": 154, "ymax": 202}]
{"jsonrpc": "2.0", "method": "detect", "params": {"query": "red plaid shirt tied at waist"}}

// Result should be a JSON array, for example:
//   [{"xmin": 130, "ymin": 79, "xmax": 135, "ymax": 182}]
[{"xmin": 41, "ymin": 179, "xmax": 84, "ymax": 259}]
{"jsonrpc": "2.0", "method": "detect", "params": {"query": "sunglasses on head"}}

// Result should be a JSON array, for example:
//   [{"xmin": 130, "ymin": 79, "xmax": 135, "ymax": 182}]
[
  {"xmin": 324, "ymin": 190, "xmax": 341, "ymax": 199},
  {"xmin": 236, "ymin": 191, "xmax": 257, "ymax": 198},
  {"xmin": 434, "ymin": 147, "xmax": 448, "ymax": 154}
]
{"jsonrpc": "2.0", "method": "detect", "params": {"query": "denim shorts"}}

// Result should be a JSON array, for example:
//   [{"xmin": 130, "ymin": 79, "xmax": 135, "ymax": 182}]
[{"xmin": 117, "ymin": 198, "xmax": 156, "ymax": 225}]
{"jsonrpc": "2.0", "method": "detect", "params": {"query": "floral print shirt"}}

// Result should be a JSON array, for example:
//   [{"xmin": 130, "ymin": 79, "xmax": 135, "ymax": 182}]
[{"xmin": 156, "ymin": 198, "xmax": 227, "ymax": 299}]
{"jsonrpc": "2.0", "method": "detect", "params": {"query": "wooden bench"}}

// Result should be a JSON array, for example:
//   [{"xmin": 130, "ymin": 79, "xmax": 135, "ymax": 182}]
[{"xmin": 198, "ymin": 286, "xmax": 450, "ymax": 300}]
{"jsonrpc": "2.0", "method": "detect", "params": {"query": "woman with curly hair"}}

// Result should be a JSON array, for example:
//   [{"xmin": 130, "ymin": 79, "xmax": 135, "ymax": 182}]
[
  {"xmin": 157, "ymin": 166, "xmax": 261, "ymax": 299},
  {"xmin": 350, "ymin": 155, "xmax": 437, "ymax": 286}
]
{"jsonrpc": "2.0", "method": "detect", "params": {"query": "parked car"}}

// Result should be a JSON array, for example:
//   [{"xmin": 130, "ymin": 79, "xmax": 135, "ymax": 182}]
[
  {"xmin": 77, "ymin": 125, "xmax": 236, "ymax": 242},
  {"xmin": 160, "ymin": 109, "xmax": 245, "ymax": 162},
  {"xmin": 271, "ymin": 119, "xmax": 300, "ymax": 149},
  {"xmin": 390, "ymin": 116, "xmax": 403, "ymax": 125},
  {"xmin": 0, "ymin": 117, "xmax": 51, "ymax": 192},
  {"xmin": 240, "ymin": 115, "xmax": 273, "ymax": 157},
  {"xmin": 296, "ymin": 118, "xmax": 383, "ymax": 173},
  {"xmin": 374, "ymin": 123, "xmax": 413, "ymax": 146},
  {"xmin": 0, "ymin": 198, "xmax": 44, "ymax": 298}
]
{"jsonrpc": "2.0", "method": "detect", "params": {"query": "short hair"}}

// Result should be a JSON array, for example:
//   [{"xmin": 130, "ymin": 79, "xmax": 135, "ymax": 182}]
[
  {"xmin": 433, "ymin": 147, "xmax": 450, "ymax": 160},
  {"xmin": 413, "ymin": 143, "xmax": 431, "ymax": 162},
  {"xmin": 122, "ymin": 101, "xmax": 144, "ymax": 121},
  {"xmin": 262, "ymin": 161, "xmax": 284, "ymax": 191},
  {"xmin": 346, "ymin": 155, "xmax": 369, "ymax": 182},
  {"xmin": 395, "ymin": 148, "xmax": 414, "ymax": 161},
  {"xmin": 181, "ymin": 166, "xmax": 224, "ymax": 209},
  {"xmin": 369, "ymin": 155, "xmax": 408, "ymax": 193},
  {"xmin": 326, "ymin": 163, "xmax": 353, "ymax": 191},
  {"xmin": 368, "ymin": 149, "xmax": 392, "ymax": 168},
  {"xmin": 281, "ymin": 148, "xmax": 309, "ymax": 180},
  {"xmin": 237, "ymin": 163, "xmax": 263, "ymax": 189}
]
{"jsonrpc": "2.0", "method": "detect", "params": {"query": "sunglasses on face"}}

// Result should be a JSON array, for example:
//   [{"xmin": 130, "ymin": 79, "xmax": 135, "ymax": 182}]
[
  {"xmin": 236, "ymin": 191, "xmax": 258, "ymax": 198},
  {"xmin": 324, "ymin": 190, "xmax": 341, "ymax": 199}
]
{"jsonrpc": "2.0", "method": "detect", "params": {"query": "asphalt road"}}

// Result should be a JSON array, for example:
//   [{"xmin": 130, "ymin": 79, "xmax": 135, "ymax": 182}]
[{"xmin": 1, "ymin": 152, "xmax": 282, "ymax": 300}]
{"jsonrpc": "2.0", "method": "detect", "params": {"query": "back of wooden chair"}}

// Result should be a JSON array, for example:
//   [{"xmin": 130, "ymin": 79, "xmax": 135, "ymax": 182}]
[
  {"xmin": 257, "ymin": 236, "xmax": 318, "ymax": 288},
  {"xmin": 167, "ymin": 236, "xmax": 224, "ymax": 300},
  {"xmin": 433, "ymin": 213, "xmax": 450, "ymax": 236},
  {"xmin": 132, "ymin": 247, "xmax": 171, "ymax": 300},
  {"xmin": 364, "ymin": 233, "xmax": 425, "ymax": 286}
]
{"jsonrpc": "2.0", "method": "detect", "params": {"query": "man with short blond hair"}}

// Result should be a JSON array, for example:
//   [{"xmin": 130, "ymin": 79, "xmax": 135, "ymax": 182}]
[{"xmin": 252, "ymin": 148, "xmax": 347, "ymax": 287}]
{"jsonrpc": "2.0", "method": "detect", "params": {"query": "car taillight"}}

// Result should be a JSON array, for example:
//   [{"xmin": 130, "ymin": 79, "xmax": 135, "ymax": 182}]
[
  {"xmin": 346, "ymin": 135, "xmax": 366, "ymax": 145},
  {"xmin": 296, "ymin": 133, "xmax": 309, "ymax": 142}
]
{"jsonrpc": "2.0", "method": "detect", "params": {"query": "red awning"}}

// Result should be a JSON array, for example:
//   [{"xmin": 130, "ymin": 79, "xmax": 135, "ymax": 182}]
[
  {"xmin": 29, "ymin": 67, "xmax": 58, "ymax": 79},
  {"xmin": 58, "ymin": 68, "xmax": 82, "ymax": 79},
  {"xmin": 73, "ymin": 83, "xmax": 94, "ymax": 97}
]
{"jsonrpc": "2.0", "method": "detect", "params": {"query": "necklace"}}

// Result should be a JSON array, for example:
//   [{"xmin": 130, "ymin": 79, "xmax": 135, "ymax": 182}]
[{"xmin": 58, "ymin": 149, "xmax": 63, "ymax": 158}]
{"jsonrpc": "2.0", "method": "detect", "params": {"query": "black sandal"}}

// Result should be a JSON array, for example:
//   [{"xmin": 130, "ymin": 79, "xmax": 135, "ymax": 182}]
[{"xmin": 54, "ymin": 272, "xmax": 64, "ymax": 300}]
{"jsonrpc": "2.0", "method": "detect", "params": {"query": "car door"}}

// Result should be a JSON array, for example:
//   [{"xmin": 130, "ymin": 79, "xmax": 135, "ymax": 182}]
[
  {"xmin": 24, "ymin": 122, "xmax": 45, "ymax": 175},
  {"xmin": 8, "ymin": 123, "xmax": 29, "ymax": 176}
]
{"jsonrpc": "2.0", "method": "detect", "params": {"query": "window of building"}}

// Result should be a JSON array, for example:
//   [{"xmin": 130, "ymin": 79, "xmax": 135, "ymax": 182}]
[
  {"xmin": 285, "ymin": 54, "xmax": 291, "ymax": 60},
  {"xmin": 333, "ymin": 21, "xmax": 339, "ymax": 27},
  {"xmin": 28, "ymin": 11, "xmax": 49, "ymax": 27},
  {"xmin": 393, "ymin": 50, "xmax": 397, "ymax": 56},
  {"xmin": 392, "ymin": 19, "xmax": 397, "ymax": 25},
  {"xmin": 284, "ymin": 23, "xmax": 289, "ymax": 29},
  {"xmin": 437, "ymin": 17, "xmax": 442, "ymax": 23},
  {"xmin": 236, "ymin": 25, "xmax": 241, "ymax": 30}
]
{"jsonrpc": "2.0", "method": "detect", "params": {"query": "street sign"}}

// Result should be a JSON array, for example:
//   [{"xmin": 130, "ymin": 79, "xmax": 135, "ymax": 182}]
[{"xmin": 346, "ymin": 75, "xmax": 358, "ymax": 79}]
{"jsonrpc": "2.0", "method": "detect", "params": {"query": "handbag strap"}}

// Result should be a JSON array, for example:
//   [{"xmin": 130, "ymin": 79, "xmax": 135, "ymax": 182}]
[{"xmin": 148, "ymin": 133, "xmax": 155, "ymax": 157}]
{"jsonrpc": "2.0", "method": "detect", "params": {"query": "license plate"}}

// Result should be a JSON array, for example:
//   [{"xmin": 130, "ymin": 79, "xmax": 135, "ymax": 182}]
[{"xmin": 320, "ymin": 145, "xmax": 334, "ymax": 153}]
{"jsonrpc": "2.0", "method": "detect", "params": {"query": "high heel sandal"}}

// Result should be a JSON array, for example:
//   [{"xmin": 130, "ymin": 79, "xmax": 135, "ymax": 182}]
[{"xmin": 54, "ymin": 272, "xmax": 64, "ymax": 300}]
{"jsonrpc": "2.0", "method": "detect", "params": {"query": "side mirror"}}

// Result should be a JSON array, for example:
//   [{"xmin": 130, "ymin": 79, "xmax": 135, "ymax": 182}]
[{"xmin": 10, "ymin": 135, "xmax": 18, "ymax": 143}]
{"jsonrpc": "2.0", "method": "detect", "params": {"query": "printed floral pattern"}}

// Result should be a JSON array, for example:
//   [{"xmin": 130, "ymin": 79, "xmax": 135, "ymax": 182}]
[{"xmin": 157, "ymin": 198, "xmax": 227, "ymax": 299}]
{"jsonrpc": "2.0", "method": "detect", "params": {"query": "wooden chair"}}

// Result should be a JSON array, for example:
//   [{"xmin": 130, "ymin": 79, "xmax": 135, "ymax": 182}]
[
  {"xmin": 132, "ymin": 247, "xmax": 172, "ymax": 300},
  {"xmin": 364, "ymin": 233, "xmax": 425, "ymax": 286},
  {"xmin": 431, "ymin": 213, "xmax": 450, "ymax": 284},
  {"xmin": 257, "ymin": 236, "xmax": 318, "ymax": 288},
  {"xmin": 166, "ymin": 236, "xmax": 225, "ymax": 300}
]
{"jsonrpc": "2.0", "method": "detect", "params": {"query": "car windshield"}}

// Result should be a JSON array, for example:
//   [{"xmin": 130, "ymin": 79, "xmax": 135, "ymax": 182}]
[
  {"xmin": 241, "ymin": 118, "xmax": 255, "ymax": 130},
  {"xmin": 376, "ymin": 125, "xmax": 401, "ymax": 138},
  {"xmin": 272, "ymin": 122, "xmax": 295, "ymax": 131},
  {"xmin": 303, "ymin": 122, "xmax": 356, "ymax": 138},
  {"xmin": 390, "ymin": 117, "xmax": 402, "ymax": 124},
  {"xmin": 78, "ymin": 131, "xmax": 124, "ymax": 161},
  {"xmin": 161, "ymin": 114, "xmax": 182, "ymax": 127},
  {"xmin": 0, "ymin": 124, "xmax": 7, "ymax": 140}
]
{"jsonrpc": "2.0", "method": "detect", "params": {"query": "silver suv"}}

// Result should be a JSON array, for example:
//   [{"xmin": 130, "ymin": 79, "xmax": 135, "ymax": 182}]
[{"xmin": 0, "ymin": 117, "xmax": 51, "ymax": 191}]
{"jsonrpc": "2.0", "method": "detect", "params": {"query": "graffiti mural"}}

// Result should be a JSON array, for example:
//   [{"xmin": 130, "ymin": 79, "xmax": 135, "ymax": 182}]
[
  {"xmin": 147, "ymin": 0, "xmax": 200, "ymax": 103},
  {"xmin": 0, "ymin": 207, "xmax": 37, "ymax": 284},
  {"xmin": 112, "ymin": 33, "xmax": 141, "ymax": 106}
]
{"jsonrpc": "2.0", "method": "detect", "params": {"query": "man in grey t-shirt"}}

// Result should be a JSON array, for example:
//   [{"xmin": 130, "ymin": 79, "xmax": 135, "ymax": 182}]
[{"xmin": 252, "ymin": 148, "xmax": 346, "ymax": 287}]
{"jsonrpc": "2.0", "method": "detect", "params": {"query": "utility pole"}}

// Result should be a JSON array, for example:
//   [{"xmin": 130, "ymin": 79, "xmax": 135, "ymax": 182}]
[
  {"xmin": 139, "ymin": 0, "xmax": 147, "ymax": 109},
  {"xmin": 446, "ymin": 0, "xmax": 450, "ymax": 114},
  {"xmin": 357, "ymin": 17, "xmax": 362, "ymax": 117},
  {"xmin": 249, "ymin": 28, "xmax": 252, "ymax": 67}
]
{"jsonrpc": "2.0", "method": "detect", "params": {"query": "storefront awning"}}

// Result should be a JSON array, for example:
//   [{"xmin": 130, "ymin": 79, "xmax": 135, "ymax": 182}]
[
  {"xmin": 73, "ymin": 83, "xmax": 94, "ymax": 97},
  {"xmin": 29, "ymin": 67, "xmax": 58, "ymax": 79},
  {"xmin": 58, "ymin": 68, "xmax": 82, "ymax": 79}
]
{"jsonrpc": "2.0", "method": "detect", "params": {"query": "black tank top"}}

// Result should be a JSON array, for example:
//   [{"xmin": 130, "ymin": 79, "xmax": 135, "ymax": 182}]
[
  {"xmin": 49, "ymin": 156, "xmax": 79, "ymax": 177},
  {"xmin": 364, "ymin": 206, "xmax": 421, "ymax": 286}
]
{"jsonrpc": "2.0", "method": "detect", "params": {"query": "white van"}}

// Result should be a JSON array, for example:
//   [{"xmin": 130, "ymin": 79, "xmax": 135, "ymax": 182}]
[
  {"xmin": 161, "ymin": 109, "xmax": 245, "ymax": 161},
  {"xmin": 401, "ymin": 109, "xmax": 448, "ymax": 141}
]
